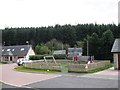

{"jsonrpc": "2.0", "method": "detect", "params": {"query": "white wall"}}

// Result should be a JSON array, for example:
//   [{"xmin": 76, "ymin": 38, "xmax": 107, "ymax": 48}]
[
  {"xmin": 113, "ymin": 53, "xmax": 118, "ymax": 69},
  {"xmin": 26, "ymin": 47, "xmax": 35, "ymax": 59}
]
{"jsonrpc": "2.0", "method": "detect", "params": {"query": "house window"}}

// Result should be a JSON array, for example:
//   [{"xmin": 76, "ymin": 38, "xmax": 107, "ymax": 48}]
[
  {"xmin": 12, "ymin": 49, "xmax": 15, "ymax": 51},
  {"xmin": 7, "ymin": 49, "xmax": 10, "ymax": 51},
  {"xmin": 20, "ymin": 48, "xmax": 24, "ymax": 51},
  {"xmin": 5, "ymin": 57, "xmax": 8, "ymax": 61}
]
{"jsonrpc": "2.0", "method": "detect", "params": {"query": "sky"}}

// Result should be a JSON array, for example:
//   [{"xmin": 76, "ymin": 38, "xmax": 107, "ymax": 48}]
[{"xmin": 0, "ymin": 0, "xmax": 119, "ymax": 29}]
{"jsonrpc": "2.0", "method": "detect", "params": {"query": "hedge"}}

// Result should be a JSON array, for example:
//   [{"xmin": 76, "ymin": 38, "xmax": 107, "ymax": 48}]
[
  {"xmin": 53, "ymin": 54, "xmax": 66, "ymax": 59},
  {"xmin": 29, "ymin": 55, "xmax": 44, "ymax": 60},
  {"xmin": 30, "ymin": 54, "xmax": 66, "ymax": 60}
]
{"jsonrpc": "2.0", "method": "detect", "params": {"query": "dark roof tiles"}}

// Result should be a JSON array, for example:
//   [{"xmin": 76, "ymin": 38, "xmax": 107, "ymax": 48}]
[
  {"xmin": 111, "ymin": 39, "xmax": 120, "ymax": 53},
  {"xmin": 2, "ymin": 45, "xmax": 31, "ymax": 56}
]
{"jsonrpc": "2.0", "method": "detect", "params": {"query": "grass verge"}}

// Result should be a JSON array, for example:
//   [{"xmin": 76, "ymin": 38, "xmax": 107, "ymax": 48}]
[
  {"xmin": 69, "ymin": 64, "xmax": 113, "ymax": 73},
  {"xmin": 61, "ymin": 63, "xmax": 68, "ymax": 72},
  {"xmin": 15, "ymin": 66, "xmax": 59, "ymax": 74},
  {"xmin": 87, "ymin": 64, "xmax": 113, "ymax": 73}
]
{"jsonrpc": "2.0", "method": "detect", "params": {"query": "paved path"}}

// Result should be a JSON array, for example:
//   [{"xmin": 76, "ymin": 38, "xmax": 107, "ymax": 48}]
[
  {"xmin": 79, "ymin": 67, "xmax": 119, "ymax": 80},
  {"xmin": 0, "ymin": 64, "xmax": 61, "ymax": 87},
  {"xmin": 94, "ymin": 67, "xmax": 119, "ymax": 76}
]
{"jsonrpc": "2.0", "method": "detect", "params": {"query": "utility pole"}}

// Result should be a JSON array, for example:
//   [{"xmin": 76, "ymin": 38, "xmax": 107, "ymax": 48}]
[
  {"xmin": 62, "ymin": 43, "xmax": 64, "ymax": 50},
  {"xmin": 87, "ymin": 40, "xmax": 89, "ymax": 56}
]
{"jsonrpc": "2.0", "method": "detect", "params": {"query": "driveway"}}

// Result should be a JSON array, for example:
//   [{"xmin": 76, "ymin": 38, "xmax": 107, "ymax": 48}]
[{"xmin": 0, "ymin": 63, "xmax": 61, "ymax": 87}]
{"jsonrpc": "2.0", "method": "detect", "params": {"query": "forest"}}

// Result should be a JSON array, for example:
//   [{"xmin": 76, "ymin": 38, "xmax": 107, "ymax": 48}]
[{"xmin": 2, "ymin": 23, "xmax": 120, "ymax": 61}]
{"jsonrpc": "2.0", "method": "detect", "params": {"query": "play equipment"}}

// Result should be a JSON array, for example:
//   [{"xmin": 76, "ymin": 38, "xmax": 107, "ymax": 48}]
[{"xmin": 43, "ymin": 56, "xmax": 57, "ymax": 64}]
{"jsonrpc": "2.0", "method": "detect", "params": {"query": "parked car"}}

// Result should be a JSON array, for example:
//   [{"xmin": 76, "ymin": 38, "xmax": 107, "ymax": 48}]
[{"xmin": 17, "ymin": 58, "xmax": 32, "ymax": 66}]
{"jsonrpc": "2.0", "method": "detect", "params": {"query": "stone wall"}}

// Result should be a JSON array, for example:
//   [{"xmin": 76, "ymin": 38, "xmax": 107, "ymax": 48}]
[
  {"xmin": 68, "ymin": 60, "xmax": 110, "ymax": 72},
  {"xmin": 24, "ymin": 61, "xmax": 61, "ymax": 71}
]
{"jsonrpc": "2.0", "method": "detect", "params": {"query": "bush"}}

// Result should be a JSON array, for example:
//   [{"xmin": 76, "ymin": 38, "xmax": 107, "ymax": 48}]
[
  {"xmin": 1, "ymin": 61, "xmax": 8, "ymax": 64},
  {"xmin": 53, "ymin": 54, "xmax": 66, "ymax": 59},
  {"xmin": 30, "ymin": 55, "xmax": 44, "ymax": 60},
  {"xmin": 35, "ymin": 44, "xmax": 50, "ymax": 55}
]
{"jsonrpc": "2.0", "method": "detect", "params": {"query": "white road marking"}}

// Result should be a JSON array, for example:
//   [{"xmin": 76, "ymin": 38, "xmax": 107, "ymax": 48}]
[
  {"xmin": 0, "ymin": 64, "xmax": 62, "ymax": 87},
  {"xmin": 78, "ymin": 74, "xmax": 118, "ymax": 80},
  {"xmin": 21, "ymin": 75, "xmax": 62, "ymax": 86}
]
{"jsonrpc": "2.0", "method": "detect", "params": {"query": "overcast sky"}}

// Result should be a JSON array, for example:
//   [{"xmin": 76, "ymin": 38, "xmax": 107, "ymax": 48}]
[{"xmin": 0, "ymin": 0, "xmax": 119, "ymax": 29}]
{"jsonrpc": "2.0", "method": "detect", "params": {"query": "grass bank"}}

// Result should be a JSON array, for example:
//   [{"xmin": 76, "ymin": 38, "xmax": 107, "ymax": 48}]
[
  {"xmin": 68, "ymin": 64, "xmax": 113, "ymax": 73},
  {"xmin": 87, "ymin": 64, "xmax": 113, "ymax": 73},
  {"xmin": 15, "ymin": 66, "xmax": 59, "ymax": 74}
]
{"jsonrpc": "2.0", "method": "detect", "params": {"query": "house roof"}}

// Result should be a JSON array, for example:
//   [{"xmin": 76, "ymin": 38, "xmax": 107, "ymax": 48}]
[
  {"xmin": 2, "ymin": 45, "xmax": 31, "ymax": 56},
  {"xmin": 68, "ymin": 48, "xmax": 82, "ymax": 52},
  {"xmin": 53, "ymin": 50, "xmax": 66, "ymax": 54},
  {"xmin": 111, "ymin": 39, "xmax": 120, "ymax": 53}
]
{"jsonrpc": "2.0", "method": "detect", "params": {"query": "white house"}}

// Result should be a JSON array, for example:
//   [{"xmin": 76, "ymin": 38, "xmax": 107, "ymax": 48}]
[{"xmin": 0, "ymin": 45, "xmax": 35, "ymax": 62}]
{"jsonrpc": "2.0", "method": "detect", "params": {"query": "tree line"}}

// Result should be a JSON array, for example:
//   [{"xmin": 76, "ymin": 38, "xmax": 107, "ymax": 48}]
[{"xmin": 2, "ymin": 24, "xmax": 120, "ymax": 61}]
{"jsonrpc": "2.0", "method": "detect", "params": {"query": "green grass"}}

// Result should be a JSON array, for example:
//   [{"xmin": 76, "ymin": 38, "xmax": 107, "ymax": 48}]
[
  {"xmin": 0, "ymin": 61, "xmax": 8, "ymax": 64},
  {"xmin": 70, "ymin": 64, "xmax": 113, "ymax": 73},
  {"xmin": 15, "ymin": 66, "xmax": 59, "ymax": 74},
  {"xmin": 60, "ymin": 62, "xmax": 86, "ymax": 72},
  {"xmin": 61, "ymin": 63, "xmax": 68, "ymax": 72},
  {"xmin": 87, "ymin": 64, "xmax": 113, "ymax": 73}
]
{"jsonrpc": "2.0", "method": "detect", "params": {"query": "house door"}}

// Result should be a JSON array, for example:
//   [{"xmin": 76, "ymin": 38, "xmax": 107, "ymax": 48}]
[
  {"xmin": 118, "ymin": 53, "xmax": 120, "ymax": 70},
  {"xmin": 10, "ymin": 56, "xmax": 12, "ymax": 61}
]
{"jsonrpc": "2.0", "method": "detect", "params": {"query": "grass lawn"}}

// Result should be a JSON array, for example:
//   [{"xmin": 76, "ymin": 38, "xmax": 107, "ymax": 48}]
[
  {"xmin": 72, "ymin": 64, "xmax": 113, "ymax": 73},
  {"xmin": 61, "ymin": 63, "xmax": 68, "ymax": 72},
  {"xmin": 87, "ymin": 64, "xmax": 113, "ymax": 73},
  {"xmin": 15, "ymin": 66, "xmax": 59, "ymax": 74}
]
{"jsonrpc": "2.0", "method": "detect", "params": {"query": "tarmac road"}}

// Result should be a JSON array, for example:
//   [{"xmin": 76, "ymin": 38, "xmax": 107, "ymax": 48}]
[
  {"xmin": 0, "ymin": 63, "xmax": 61, "ymax": 88},
  {"xmin": 25, "ymin": 75, "xmax": 118, "ymax": 88},
  {"xmin": 0, "ymin": 63, "xmax": 119, "ymax": 89}
]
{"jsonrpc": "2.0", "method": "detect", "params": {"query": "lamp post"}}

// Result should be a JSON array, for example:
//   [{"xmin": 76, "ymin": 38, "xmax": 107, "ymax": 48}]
[
  {"xmin": 26, "ymin": 41, "xmax": 29, "ymax": 45},
  {"xmin": 87, "ymin": 39, "xmax": 89, "ymax": 56}
]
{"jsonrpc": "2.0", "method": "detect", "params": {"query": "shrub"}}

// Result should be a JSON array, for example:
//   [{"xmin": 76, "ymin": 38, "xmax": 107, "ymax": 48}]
[
  {"xmin": 53, "ymin": 54, "xmax": 66, "ymax": 59},
  {"xmin": 30, "ymin": 55, "xmax": 44, "ymax": 60},
  {"xmin": 1, "ymin": 61, "xmax": 8, "ymax": 64},
  {"xmin": 35, "ymin": 44, "xmax": 50, "ymax": 55}
]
